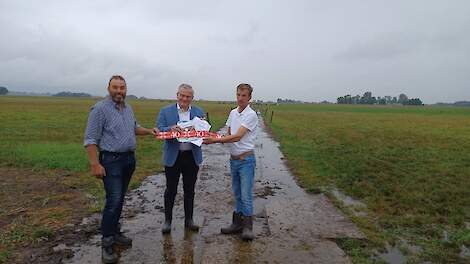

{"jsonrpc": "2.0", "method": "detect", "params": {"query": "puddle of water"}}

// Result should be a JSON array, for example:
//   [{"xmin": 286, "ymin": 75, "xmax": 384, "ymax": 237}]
[
  {"xmin": 460, "ymin": 245, "xmax": 470, "ymax": 259},
  {"xmin": 377, "ymin": 243, "xmax": 407, "ymax": 264},
  {"xmin": 330, "ymin": 188, "xmax": 366, "ymax": 208},
  {"xmin": 330, "ymin": 188, "xmax": 368, "ymax": 217}
]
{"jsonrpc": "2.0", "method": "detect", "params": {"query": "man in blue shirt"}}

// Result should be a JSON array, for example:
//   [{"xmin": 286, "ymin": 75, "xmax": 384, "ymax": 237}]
[
  {"xmin": 157, "ymin": 84, "xmax": 205, "ymax": 234},
  {"xmin": 84, "ymin": 75, "xmax": 157, "ymax": 263}
]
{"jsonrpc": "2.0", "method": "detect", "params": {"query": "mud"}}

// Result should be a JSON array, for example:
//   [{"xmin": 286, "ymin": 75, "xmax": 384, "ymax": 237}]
[{"xmin": 59, "ymin": 120, "xmax": 364, "ymax": 263}]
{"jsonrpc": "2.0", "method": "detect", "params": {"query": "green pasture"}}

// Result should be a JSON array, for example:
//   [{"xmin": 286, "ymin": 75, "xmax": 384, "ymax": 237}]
[
  {"xmin": 0, "ymin": 96, "xmax": 231, "ymax": 175},
  {"xmin": 0, "ymin": 95, "xmax": 233, "ymax": 262},
  {"xmin": 263, "ymin": 103, "xmax": 470, "ymax": 263},
  {"xmin": 1, "ymin": 96, "xmax": 469, "ymax": 263}
]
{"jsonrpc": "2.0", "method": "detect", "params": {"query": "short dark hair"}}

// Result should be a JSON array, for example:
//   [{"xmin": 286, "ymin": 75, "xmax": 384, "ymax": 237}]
[
  {"xmin": 236, "ymin": 83, "xmax": 253, "ymax": 96},
  {"xmin": 108, "ymin": 75, "xmax": 126, "ymax": 88}
]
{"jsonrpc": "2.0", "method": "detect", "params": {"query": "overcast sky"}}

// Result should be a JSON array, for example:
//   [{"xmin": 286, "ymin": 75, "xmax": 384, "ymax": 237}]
[{"xmin": 1, "ymin": 1, "xmax": 469, "ymax": 103}]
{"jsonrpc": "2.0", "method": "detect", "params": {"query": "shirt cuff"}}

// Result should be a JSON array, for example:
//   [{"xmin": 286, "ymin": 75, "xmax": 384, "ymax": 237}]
[{"xmin": 84, "ymin": 139, "xmax": 97, "ymax": 147}]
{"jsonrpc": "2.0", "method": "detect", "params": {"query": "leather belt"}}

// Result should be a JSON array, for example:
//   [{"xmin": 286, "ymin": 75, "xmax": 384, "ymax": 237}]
[
  {"xmin": 230, "ymin": 150, "xmax": 254, "ymax": 160},
  {"xmin": 99, "ymin": 151, "xmax": 134, "ymax": 158}
]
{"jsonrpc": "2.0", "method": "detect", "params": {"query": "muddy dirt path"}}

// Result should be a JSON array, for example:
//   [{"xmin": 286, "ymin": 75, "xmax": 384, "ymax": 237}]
[{"xmin": 63, "ymin": 120, "xmax": 364, "ymax": 263}]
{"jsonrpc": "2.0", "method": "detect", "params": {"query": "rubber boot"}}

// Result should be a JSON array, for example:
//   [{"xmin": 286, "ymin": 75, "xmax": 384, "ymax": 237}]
[
  {"xmin": 184, "ymin": 194, "xmax": 199, "ymax": 231},
  {"xmin": 241, "ymin": 215, "xmax": 254, "ymax": 241},
  {"xmin": 221, "ymin": 211, "xmax": 243, "ymax": 234},
  {"xmin": 184, "ymin": 218, "xmax": 200, "ymax": 232},
  {"xmin": 162, "ymin": 196, "xmax": 173, "ymax": 234}
]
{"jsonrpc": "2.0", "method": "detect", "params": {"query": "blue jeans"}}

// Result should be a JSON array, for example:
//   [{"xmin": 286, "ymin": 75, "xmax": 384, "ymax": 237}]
[
  {"xmin": 230, "ymin": 154, "xmax": 256, "ymax": 216},
  {"xmin": 100, "ymin": 151, "xmax": 135, "ymax": 238}
]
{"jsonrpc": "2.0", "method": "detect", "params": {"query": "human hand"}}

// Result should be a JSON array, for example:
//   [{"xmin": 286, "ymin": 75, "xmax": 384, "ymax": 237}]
[
  {"xmin": 203, "ymin": 138, "xmax": 216, "ymax": 144},
  {"xmin": 152, "ymin": 127, "xmax": 159, "ymax": 135},
  {"xmin": 170, "ymin": 125, "xmax": 183, "ymax": 133},
  {"xmin": 91, "ymin": 163, "xmax": 106, "ymax": 179}
]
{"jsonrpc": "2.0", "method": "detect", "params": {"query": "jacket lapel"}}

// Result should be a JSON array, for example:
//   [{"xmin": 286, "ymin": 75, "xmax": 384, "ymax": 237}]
[
  {"xmin": 190, "ymin": 106, "xmax": 195, "ymax": 120},
  {"xmin": 173, "ymin": 103, "xmax": 179, "ymax": 124}
]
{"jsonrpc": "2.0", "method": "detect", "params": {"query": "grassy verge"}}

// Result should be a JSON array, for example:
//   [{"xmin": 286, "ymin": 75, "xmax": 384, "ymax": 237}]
[{"xmin": 262, "ymin": 103, "xmax": 470, "ymax": 263}]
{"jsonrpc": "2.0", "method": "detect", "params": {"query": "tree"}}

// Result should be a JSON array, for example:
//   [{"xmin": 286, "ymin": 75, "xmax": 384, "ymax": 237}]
[
  {"xmin": 403, "ymin": 98, "xmax": 423, "ymax": 105},
  {"xmin": 0, "ymin": 86, "xmax": 8, "ymax": 95},
  {"xmin": 53, "ymin": 91, "xmax": 91, "ymax": 97},
  {"xmin": 337, "ymin": 96, "xmax": 345, "ymax": 104},
  {"xmin": 398, "ymin": 93, "xmax": 408, "ymax": 104},
  {"xmin": 359, "ymin": 91, "xmax": 376, "ymax": 104},
  {"xmin": 352, "ymin": 95, "xmax": 361, "ymax": 104}
]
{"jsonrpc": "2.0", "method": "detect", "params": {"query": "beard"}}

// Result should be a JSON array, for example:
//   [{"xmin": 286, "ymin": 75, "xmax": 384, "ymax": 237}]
[{"xmin": 111, "ymin": 93, "xmax": 125, "ymax": 103}]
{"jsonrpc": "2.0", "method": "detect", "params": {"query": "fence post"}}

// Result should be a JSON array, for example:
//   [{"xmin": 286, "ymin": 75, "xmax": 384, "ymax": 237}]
[{"xmin": 270, "ymin": 110, "xmax": 274, "ymax": 123}]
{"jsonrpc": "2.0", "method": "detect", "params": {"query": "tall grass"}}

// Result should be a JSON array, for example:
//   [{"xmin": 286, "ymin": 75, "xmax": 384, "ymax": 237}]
[{"xmin": 264, "ymin": 103, "xmax": 470, "ymax": 262}]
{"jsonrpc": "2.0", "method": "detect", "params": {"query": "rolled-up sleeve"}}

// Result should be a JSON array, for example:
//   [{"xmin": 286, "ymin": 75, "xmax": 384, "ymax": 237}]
[
  {"xmin": 241, "ymin": 112, "xmax": 258, "ymax": 131},
  {"xmin": 84, "ymin": 106, "xmax": 104, "ymax": 147},
  {"xmin": 134, "ymin": 119, "xmax": 141, "ymax": 130}
]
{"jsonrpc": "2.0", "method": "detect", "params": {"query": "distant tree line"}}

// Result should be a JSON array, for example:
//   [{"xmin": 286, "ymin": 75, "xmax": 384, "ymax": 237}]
[
  {"xmin": 435, "ymin": 101, "xmax": 470, "ymax": 107},
  {"xmin": 277, "ymin": 98, "xmax": 304, "ymax": 104},
  {"xmin": 337, "ymin": 92, "xmax": 423, "ymax": 105},
  {"xmin": 53, "ymin": 91, "xmax": 91, "ymax": 97},
  {"xmin": 0, "ymin": 86, "xmax": 8, "ymax": 95}
]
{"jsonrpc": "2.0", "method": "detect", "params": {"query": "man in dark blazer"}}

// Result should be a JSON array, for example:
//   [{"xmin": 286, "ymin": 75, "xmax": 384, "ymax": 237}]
[{"xmin": 157, "ymin": 83, "xmax": 204, "ymax": 234}]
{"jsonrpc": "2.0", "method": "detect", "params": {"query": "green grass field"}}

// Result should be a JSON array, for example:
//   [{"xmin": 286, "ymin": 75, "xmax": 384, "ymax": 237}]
[
  {"xmin": 1, "ymin": 96, "xmax": 469, "ymax": 263},
  {"xmin": 0, "ymin": 96, "xmax": 231, "ymax": 174},
  {"xmin": 263, "ymin": 103, "xmax": 470, "ymax": 263},
  {"xmin": 0, "ymin": 96, "xmax": 233, "ymax": 262}
]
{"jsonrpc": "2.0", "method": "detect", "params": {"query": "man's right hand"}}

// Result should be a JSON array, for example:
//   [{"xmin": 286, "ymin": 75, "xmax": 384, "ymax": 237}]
[
  {"xmin": 91, "ymin": 163, "xmax": 106, "ymax": 179},
  {"xmin": 170, "ymin": 125, "xmax": 183, "ymax": 133}
]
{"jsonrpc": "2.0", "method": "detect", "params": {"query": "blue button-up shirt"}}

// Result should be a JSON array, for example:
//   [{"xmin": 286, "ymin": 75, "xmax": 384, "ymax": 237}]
[{"xmin": 84, "ymin": 97, "xmax": 140, "ymax": 152}]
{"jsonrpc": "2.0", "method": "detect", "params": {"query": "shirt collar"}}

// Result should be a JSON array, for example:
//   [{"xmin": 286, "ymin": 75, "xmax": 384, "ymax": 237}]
[
  {"xmin": 105, "ymin": 96, "xmax": 126, "ymax": 109},
  {"xmin": 236, "ymin": 104, "xmax": 251, "ymax": 115},
  {"xmin": 177, "ymin": 103, "xmax": 191, "ymax": 113}
]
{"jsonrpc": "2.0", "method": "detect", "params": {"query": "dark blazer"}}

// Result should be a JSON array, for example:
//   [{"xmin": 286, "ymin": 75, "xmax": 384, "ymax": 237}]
[{"xmin": 156, "ymin": 103, "xmax": 204, "ymax": 167}]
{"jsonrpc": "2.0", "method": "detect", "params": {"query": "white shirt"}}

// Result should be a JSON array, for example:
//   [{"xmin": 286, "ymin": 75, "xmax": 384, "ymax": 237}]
[
  {"xmin": 177, "ymin": 103, "xmax": 192, "ymax": 151},
  {"xmin": 226, "ymin": 104, "xmax": 258, "ymax": 156}
]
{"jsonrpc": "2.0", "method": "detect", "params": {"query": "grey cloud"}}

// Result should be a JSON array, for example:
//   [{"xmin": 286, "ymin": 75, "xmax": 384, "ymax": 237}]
[{"xmin": 1, "ymin": 0, "xmax": 470, "ymax": 103}]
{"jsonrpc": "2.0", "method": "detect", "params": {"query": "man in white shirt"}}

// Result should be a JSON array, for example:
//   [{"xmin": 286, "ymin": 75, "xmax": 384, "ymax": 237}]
[{"xmin": 203, "ymin": 83, "xmax": 258, "ymax": 241}]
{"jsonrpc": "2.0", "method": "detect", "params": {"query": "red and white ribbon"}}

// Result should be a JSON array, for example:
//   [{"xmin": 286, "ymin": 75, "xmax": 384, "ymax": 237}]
[{"xmin": 155, "ymin": 130, "xmax": 222, "ymax": 140}]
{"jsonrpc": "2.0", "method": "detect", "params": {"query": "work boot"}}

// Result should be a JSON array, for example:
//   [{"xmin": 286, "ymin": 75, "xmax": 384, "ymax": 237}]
[
  {"xmin": 221, "ymin": 211, "xmax": 243, "ymax": 234},
  {"xmin": 241, "ymin": 215, "xmax": 254, "ymax": 241},
  {"xmin": 101, "ymin": 236, "xmax": 118, "ymax": 264},
  {"xmin": 184, "ymin": 218, "xmax": 200, "ymax": 232},
  {"xmin": 115, "ymin": 232, "xmax": 132, "ymax": 246},
  {"xmin": 115, "ymin": 223, "xmax": 132, "ymax": 246}
]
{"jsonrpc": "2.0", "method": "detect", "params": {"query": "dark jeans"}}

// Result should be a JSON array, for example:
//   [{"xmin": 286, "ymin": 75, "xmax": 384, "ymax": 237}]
[
  {"xmin": 100, "ymin": 151, "xmax": 135, "ymax": 238},
  {"xmin": 164, "ymin": 150, "xmax": 199, "ymax": 221}
]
